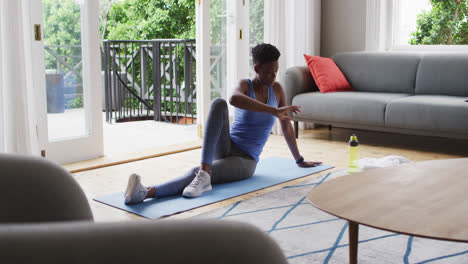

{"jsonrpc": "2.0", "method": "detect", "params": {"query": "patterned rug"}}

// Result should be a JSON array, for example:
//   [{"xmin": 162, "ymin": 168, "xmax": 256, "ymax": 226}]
[{"xmin": 195, "ymin": 169, "xmax": 468, "ymax": 263}]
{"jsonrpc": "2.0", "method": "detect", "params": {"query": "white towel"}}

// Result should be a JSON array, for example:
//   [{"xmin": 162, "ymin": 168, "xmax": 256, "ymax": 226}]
[{"xmin": 358, "ymin": 155, "xmax": 411, "ymax": 170}]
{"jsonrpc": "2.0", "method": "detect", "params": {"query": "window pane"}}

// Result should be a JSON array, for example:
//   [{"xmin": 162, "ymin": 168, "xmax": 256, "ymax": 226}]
[
  {"xmin": 394, "ymin": 0, "xmax": 468, "ymax": 45},
  {"xmin": 210, "ymin": 0, "xmax": 227, "ymax": 100},
  {"xmin": 43, "ymin": 0, "xmax": 88, "ymax": 141},
  {"xmin": 249, "ymin": 0, "xmax": 264, "ymax": 77}
]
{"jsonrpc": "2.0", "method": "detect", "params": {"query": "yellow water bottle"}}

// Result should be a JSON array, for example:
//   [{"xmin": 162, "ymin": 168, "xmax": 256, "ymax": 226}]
[{"xmin": 348, "ymin": 134, "xmax": 359, "ymax": 174}]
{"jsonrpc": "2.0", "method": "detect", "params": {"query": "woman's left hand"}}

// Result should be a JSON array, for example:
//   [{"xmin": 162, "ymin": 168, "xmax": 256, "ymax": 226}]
[{"xmin": 298, "ymin": 161, "xmax": 322, "ymax": 168}]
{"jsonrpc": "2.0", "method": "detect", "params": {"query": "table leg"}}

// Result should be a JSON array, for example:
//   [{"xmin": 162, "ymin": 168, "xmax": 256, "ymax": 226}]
[{"xmin": 348, "ymin": 221, "xmax": 359, "ymax": 264}]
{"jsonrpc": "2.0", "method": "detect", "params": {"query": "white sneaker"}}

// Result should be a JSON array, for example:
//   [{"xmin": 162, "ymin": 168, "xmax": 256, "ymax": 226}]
[
  {"xmin": 124, "ymin": 173, "xmax": 148, "ymax": 204},
  {"xmin": 182, "ymin": 170, "xmax": 212, "ymax": 198}
]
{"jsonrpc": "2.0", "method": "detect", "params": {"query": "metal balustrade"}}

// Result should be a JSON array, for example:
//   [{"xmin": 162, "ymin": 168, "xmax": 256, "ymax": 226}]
[
  {"xmin": 102, "ymin": 39, "xmax": 197, "ymax": 124},
  {"xmin": 45, "ymin": 41, "xmax": 228, "ymax": 125},
  {"xmin": 44, "ymin": 45, "xmax": 84, "ymax": 112}
]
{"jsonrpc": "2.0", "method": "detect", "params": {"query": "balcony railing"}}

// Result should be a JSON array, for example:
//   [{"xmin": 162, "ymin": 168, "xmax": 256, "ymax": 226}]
[
  {"xmin": 44, "ymin": 45, "xmax": 83, "ymax": 112},
  {"xmin": 45, "ymin": 41, "xmax": 228, "ymax": 125},
  {"xmin": 103, "ymin": 39, "xmax": 197, "ymax": 124}
]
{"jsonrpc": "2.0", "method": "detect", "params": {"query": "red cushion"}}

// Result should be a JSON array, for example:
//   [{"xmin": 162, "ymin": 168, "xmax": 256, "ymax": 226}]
[{"xmin": 303, "ymin": 54, "xmax": 353, "ymax": 93}]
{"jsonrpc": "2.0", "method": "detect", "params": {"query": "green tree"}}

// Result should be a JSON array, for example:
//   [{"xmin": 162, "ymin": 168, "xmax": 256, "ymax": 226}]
[
  {"xmin": 100, "ymin": 0, "xmax": 120, "ymax": 46},
  {"xmin": 104, "ymin": 0, "xmax": 195, "ymax": 40},
  {"xmin": 410, "ymin": 0, "xmax": 468, "ymax": 45},
  {"xmin": 102, "ymin": 0, "xmax": 197, "ymax": 116},
  {"xmin": 209, "ymin": 0, "xmax": 226, "ymax": 45},
  {"xmin": 250, "ymin": 0, "xmax": 264, "ymax": 45}
]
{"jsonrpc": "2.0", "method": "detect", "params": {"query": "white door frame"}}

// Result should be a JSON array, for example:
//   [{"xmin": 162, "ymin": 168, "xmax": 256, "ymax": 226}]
[
  {"xmin": 195, "ymin": 0, "xmax": 211, "ymax": 135},
  {"xmin": 30, "ymin": 0, "xmax": 103, "ymax": 164}
]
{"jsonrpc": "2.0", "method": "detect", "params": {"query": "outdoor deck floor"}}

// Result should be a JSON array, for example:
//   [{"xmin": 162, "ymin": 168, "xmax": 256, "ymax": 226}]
[{"xmin": 48, "ymin": 109, "xmax": 199, "ymax": 157}]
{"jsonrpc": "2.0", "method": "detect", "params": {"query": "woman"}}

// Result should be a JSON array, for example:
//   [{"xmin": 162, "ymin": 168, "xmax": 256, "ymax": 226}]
[{"xmin": 124, "ymin": 43, "xmax": 321, "ymax": 204}]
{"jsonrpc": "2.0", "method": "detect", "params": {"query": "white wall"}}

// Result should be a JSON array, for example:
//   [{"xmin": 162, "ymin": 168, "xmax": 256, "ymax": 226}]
[{"xmin": 320, "ymin": 0, "xmax": 367, "ymax": 57}]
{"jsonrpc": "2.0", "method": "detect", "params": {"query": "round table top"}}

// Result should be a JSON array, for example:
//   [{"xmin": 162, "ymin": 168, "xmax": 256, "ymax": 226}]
[{"xmin": 307, "ymin": 158, "xmax": 468, "ymax": 243}]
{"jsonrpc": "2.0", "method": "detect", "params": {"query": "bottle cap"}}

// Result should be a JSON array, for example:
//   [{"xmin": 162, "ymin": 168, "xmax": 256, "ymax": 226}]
[{"xmin": 349, "ymin": 134, "xmax": 359, "ymax": 146}]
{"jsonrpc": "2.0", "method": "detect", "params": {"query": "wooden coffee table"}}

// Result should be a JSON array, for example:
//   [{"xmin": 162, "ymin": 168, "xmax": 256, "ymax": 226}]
[{"xmin": 307, "ymin": 158, "xmax": 468, "ymax": 264}]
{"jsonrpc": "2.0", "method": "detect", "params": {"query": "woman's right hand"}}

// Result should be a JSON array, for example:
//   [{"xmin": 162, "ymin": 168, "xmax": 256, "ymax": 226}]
[{"xmin": 275, "ymin": 105, "xmax": 301, "ymax": 121}]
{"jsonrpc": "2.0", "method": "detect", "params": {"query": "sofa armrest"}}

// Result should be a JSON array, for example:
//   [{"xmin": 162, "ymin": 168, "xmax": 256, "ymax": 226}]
[
  {"xmin": 283, "ymin": 66, "xmax": 318, "ymax": 106},
  {"xmin": 0, "ymin": 153, "xmax": 93, "ymax": 223},
  {"xmin": 0, "ymin": 220, "xmax": 288, "ymax": 264}
]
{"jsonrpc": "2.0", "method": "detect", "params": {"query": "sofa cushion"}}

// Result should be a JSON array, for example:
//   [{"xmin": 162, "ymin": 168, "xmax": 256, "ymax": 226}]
[
  {"xmin": 292, "ymin": 91, "xmax": 411, "ymax": 126},
  {"xmin": 386, "ymin": 95, "xmax": 468, "ymax": 133},
  {"xmin": 415, "ymin": 53, "xmax": 468, "ymax": 97},
  {"xmin": 333, "ymin": 52, "xmax": 421, "ymax": 94},
  {"xmin": 303, "ymin": 54, "xmax": 353, "ymax": 93}
]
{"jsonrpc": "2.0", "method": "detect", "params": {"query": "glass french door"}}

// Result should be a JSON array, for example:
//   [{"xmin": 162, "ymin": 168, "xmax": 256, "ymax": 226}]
[
  {"xmin": 249, "ymin": 0, "xmax": 264, "ymax": 76},
  {"xmin": 30, "ymin": 0, "xmax": 103, "ymax": 164},
  {"xmin": 197, "ymin": 0, "xmax": 265, "ymax": 126},
  {"xmin": 208, "ymin": 0, "xmax": 264, "ymax": 101},
  {"xmin": 209, "ymin": 0, "xmax": 228, "ymax": 101}
]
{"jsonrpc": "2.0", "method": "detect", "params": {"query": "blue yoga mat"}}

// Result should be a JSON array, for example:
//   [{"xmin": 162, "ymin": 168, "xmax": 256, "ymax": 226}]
[{"xmin": 93, "ymin": 157, "xmax": 333, "ymax": 219}]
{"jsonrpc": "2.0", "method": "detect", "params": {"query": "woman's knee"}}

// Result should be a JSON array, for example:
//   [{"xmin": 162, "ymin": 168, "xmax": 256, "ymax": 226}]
[{"xmin": 210, "ymin": 98, "xmax": 228, "ymax": 112}]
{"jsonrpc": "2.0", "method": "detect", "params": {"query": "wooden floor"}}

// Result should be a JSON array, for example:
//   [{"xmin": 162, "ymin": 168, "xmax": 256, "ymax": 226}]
[{"xmin": 72, "ymin": 126, "xmax": 468, "ymax": 222}]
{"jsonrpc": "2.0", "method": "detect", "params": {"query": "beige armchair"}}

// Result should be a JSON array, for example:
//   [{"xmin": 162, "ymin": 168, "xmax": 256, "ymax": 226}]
[{"xmin": 0, "ymin": 153, "xmax": 288, "ymax": 264}]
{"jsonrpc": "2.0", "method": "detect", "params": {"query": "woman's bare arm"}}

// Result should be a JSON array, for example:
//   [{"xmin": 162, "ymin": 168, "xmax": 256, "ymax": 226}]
[
  {"xmin": 229, "ymin": 80, "xmax": 300, "ymax": 120},
  {"xmin": 276, "ymin": 83, "xmax": 322, "ymax": 167}
]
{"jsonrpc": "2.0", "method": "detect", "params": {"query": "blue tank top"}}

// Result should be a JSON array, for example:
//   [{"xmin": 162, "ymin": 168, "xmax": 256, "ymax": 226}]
[{"xmin": 230, "ymin": 79, "xmax": 278, "ymax": 162}]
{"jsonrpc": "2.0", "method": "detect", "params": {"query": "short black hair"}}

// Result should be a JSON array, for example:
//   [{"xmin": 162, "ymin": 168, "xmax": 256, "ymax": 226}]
[{"xmin": 252, "ymin": 43, "xmax": 280, "ymax": 66}]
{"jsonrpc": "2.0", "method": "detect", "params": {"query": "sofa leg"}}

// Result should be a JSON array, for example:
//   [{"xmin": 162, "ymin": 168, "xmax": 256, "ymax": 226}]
[
  {"xmin": 328, "ymin": 125, "xmax": 332, "ymax": 131},
  {"xmin": 294, "ymin": 121, "xmax": 299, "ymax": 139}
]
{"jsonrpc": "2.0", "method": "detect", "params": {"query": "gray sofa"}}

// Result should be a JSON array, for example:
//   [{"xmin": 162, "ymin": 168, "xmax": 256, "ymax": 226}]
[
  {"xmin": 284, "ymin": 52, "xmax": 468, "ymax": 139},
  {"xmin": 0, "ymin": 153, "xmax": 288, "ymax": 264}
]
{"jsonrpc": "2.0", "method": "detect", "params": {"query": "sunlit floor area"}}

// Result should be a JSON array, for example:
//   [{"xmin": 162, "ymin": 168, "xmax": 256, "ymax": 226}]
[
  {"xmin": 47, "ymin": 108, "xmax": 199, "ymax": 157},
  {"xmin": 49, "ymin": 109, "xmax": 200, "ymax": 172},
  {"xmin": 103, "ymin": 119, "xmax": 198, "ymax": 156}
]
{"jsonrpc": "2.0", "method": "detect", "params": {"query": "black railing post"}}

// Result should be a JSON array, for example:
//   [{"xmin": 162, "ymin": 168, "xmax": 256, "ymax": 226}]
[
  {"xmin": 152, "ymin": 41, "xmax": 161, "ymax": 121},
  {"xmin": 175, "ymin": 42, "xmax": 180, "ymax": 124},
  {"xmin": 117, "ymin": 42, "xmax": 122, "ymax": 121},
  {"xmin": 184, "ymin": 42, "xmax": 190, "ymax": 123},
  {"xmin": 104, "ymin": 40, "xmax": 111, "ymax": 122},
  {"xmin": 112, "ymin": 43, "xmax": 119, "ymax": 122},
  {"xmin": 169, "ymin": 41, "xmax": 174, "ymax": 123},
  {"xmin": 140, "ymin": 44, "xmax": 147, "ymax": 112},
  {"xmin": 190, "ymin": 42, "xmax": 195, "ymax": 122}
]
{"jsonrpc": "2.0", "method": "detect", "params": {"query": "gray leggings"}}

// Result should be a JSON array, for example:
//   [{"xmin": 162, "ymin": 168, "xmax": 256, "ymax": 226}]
[{"xmin": 154, "ymin": 98, "xmax": 257, "ymax": 198}]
